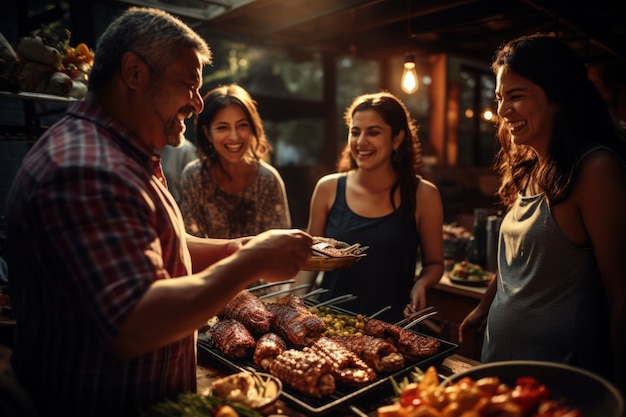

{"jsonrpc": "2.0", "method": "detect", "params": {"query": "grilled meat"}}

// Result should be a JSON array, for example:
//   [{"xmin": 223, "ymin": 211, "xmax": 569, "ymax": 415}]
[
  {"xmin": 268, "ymin": 348, "xmax": 335, "ymax": 398},
  {"xmin": 266, "ymin": 295, "xmax": 326, "ymax": 347},
  {"xmin": 253, "ymin": 332, "xmax": 287, "ymax": 371},
  {"xmin": 310, "ymin": 337, "xmax": 377, "ymax": 387},
  {"xmin": 364, "ymin": 318, "xmax": 440, "ymax": 361},
  {"xmin": 330, "ymin": 334, "xmax": 405, "ymax": 373},
  {"xmin": 209, "ymin": 318, "xmax": 256, "ymax": 359},
  {"xmin": 218, "ymin": 289, "xmax": 274, "ymax": 334}
]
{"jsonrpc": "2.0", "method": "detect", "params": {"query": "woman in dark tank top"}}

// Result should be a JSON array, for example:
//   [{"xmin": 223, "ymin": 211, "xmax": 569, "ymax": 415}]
[{"xmin": 295, "ymin": 92, "xmax": 444, "ymax": 323}]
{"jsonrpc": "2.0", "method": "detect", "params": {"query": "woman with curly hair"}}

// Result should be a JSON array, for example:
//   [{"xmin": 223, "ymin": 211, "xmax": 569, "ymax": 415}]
[{"xmin": 296, "ymin": 91, "xmax": 444, "ymax": 323}]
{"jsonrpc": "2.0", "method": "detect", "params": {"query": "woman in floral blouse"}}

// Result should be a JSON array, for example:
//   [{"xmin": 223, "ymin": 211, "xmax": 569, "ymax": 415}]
[{"xmin": 181, "ymin": 83, "xmax": 291, "ymax": 239}]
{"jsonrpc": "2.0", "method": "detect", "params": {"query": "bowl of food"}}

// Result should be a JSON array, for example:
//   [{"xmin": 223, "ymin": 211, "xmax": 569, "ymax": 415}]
[
  {"xmin": 210, "ymin": 371, "xmax": 282, "ymax": 411},
  {"xmin": 448, "ymin": 261, "xmax": 492, "ymax": 286},
  {"xmin": 443, "ymin": 361, "xmax": 624, "ymax": 417}
]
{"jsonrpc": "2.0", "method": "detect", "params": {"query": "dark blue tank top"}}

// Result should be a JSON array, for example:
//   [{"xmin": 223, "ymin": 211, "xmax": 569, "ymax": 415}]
[{"xmin": 318, "ymin": 175, "xmax": 419, "ymax": 323}]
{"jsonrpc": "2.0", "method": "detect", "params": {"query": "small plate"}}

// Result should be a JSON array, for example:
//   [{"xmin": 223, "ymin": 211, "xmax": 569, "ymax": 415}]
[
  {"xmin": 210, "ymin": 371, "xmax": 282, "ymax": 411},
  {"xmin": 302, "ymin": 255, "xmax": 363, "ymax": 271},
  {"xmin": 448, "ymin": 272, "xmax": 492, "ymax": 287}
]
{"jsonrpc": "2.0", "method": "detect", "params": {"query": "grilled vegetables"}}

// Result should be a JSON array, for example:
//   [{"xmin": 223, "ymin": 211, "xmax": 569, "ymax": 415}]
[
  {"xmin": 253, "ymin": 333, "xmax": 287, "ymax": 371},
  {"xmin": 268, "ymin": 348, "xmax": 335, "ymax": 398}
]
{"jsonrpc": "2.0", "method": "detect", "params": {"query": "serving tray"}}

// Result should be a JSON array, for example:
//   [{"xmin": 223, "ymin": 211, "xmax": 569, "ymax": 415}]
[{"xmin": 197, "ymin": 316, "xmax": 458, "ymax": 415}]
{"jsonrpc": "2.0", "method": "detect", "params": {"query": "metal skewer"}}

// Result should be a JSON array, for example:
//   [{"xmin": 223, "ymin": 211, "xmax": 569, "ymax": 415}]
[
  {"xmin": 401, "ymin": 310, "xmax": 439, "ymax": 329},
  {"xmin": 394, "ymin": 306, "xmax": 435, "ymax": 327},
  {"xmin": 367, "ymin": 305, "xmax": 392, "ymax": 320},
  {"xmin": 313, "ymin": 293, "xmax": 358, "ymax": 308},
  {"xmin": 258, "ymin": 283, "xmax": 310, "ymax": 299}
]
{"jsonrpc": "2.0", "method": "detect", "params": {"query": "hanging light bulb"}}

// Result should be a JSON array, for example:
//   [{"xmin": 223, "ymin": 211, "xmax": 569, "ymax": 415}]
[{"xmin": 401, "ymin": 54, "xmax": 419, "ymax": 94}]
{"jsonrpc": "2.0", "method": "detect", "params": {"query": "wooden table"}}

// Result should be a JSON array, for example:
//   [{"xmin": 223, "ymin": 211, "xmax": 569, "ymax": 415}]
[{"xmin": 421, "ymin": 274, "xmax": 488, "ymax": 361}]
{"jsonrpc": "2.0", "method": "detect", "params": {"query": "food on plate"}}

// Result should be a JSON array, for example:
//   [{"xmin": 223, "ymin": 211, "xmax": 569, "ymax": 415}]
[
  {"xmin": 268, "ymin": 348, "xmax": 336, "ymax": 398},
  {"xmin": 265, "ymin": 294, "xmax": 327, "ymax": 347},
  {"xmin": 208, "ymin": 318, "xmax": 256, "ymax": 359},
  {"xmin": 253, "ymin": 332, "xmax": 287, "ymax": 371},
  {"xmin": 377, "ymin": 365, "xmax": 583, "ymax": 417},
  {"xmin": 330, "ymin": 334, "xmax": 405, "ymax": 373},
  {"xmin": 210, "ymin": 371, "xmax": 280, "ymax": 410},
  {"xmin": 302, "ymin": 237, "xmax": 368, "ymax": 271},
  {"xmin": 364, "ymin": 319, "xmax": 441, "ymax": 361},
  {"xmin": 311, "ymin": 236, "xmax": 368, "ymax": 257},
  {"xmin": 309, "ymin": 336, "xmax": 377, "ymax": 387},
  {"xmin": 450, "ymin": 260, "xmax": 490, "ymax": 281},
  {"xmin": 218, "ymin": 289, "xmax": 274, "ymax": 333}
]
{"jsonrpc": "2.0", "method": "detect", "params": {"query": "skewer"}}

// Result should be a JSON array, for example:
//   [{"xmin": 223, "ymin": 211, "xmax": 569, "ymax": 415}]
[
  {"xmin": 402, "ymin": 311, "xmax": 439, "ymax": 329},
  {"xmin": 258, "ymin": 284, "xmax": 310, "ymax": 300},
  {"xmin": 300, "ymin": 287, "xmax": 328, "ymax": 299},
  {"xmin": 367, "ymin": 305, "xmax": 392, "ymax": 320},
  {"xmin": 313, "ymin": 293, "xmax": 358, "ymax": 308},
  {"xmin": 394, "ymin": 306, "xmax": 435, "ymax": 327}
]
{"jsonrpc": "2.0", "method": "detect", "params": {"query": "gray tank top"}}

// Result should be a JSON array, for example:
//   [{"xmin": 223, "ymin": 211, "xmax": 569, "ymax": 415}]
[{"xmin": 482, "ymin": 148, "xmax": 613, "ymax": 380}]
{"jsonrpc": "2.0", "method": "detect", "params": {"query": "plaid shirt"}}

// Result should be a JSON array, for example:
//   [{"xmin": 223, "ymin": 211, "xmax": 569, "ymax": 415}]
[{"xmin": 6, "ymin": 100, "xmax": 195, "ymax": 417}]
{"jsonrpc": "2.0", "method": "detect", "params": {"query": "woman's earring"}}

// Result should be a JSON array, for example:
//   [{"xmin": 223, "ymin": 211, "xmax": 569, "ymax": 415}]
[{"xmin": 392, "ymin": 149, "xmax": 401, "ymax": 164}]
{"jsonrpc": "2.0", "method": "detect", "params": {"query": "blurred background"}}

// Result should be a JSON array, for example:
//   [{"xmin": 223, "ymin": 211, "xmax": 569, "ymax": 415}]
[{"xmin": 1, "ymin": 0, "xmax": 625, "ymax": 229}]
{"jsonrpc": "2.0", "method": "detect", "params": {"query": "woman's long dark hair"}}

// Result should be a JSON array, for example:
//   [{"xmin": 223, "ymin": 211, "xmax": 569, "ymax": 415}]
[
  {"xmin": 337, "ymin": 91, "xmax": 422, "ymax": 217},
  {"xmin": 492, "ymin": 33, "xmax": 626, "ymax": 207},
  {"xmin": 194, "ymin": 83, "xmax": 271, "ymax": 180}
]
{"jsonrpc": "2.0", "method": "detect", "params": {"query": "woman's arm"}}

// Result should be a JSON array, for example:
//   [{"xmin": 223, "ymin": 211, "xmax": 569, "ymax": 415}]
[
  {"xmin": 293, "ymin": 175, "xmax": 338, "ymax": 291},
  {"xmin": 574, "ymin": 150, "xmax": 626, "ymax": 392},
  {"xmin": 262, "ymin": 163, "xmax": 292, "ymax": 229},
  {"xmin": 408, "ymin": 178, "xmax": 444, "ymax": 312},
  {"xmin": 458, "ymin": 273, "xmax": 497, "ymax": 343}
]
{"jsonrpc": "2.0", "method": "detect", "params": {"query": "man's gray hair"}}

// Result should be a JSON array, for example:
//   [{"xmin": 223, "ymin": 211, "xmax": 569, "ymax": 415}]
[{"xmin": 89, "ymin": 7, "xmax": 212, "ymax": 91}]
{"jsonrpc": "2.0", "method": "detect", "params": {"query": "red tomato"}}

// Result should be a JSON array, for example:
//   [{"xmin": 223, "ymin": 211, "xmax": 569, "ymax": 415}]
[{"xmin": 510, "ymin": 377, "xmax": 551, "ymax": 414}]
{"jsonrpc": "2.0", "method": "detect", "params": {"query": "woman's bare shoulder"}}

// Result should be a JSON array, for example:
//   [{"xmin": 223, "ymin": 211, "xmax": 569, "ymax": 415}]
[
  {"xmin": 577, "ymin": 148, "xmax": 626, "ymax": 186},
  {"xmin": 416, "ymin": 176, "xmax": 441, "ymax": 196},
  {"xmin": 316, "ymin": 172, "xmax": 344, "ymax": 188}
]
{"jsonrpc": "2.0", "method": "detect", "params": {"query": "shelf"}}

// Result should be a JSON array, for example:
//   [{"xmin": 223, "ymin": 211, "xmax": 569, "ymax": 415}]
[
  {"xmin": 0, "ymin": 90, "xmax": 74, "ymax": 141},
  {"xmin": 0, "ymin": 90, "xmax": 77, "ymax": 103}
]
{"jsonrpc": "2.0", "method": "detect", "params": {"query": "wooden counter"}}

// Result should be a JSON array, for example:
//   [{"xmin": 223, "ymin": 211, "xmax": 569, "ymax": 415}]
[{"xmin": 420, "ymin": 274, "xmax": 487, "ymax": 361}]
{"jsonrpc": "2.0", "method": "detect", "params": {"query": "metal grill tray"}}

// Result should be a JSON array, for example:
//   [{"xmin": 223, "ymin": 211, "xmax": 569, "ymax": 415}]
[{"xmin": 197, "ymin": 307, "xmax": 458, "ymax": 416}]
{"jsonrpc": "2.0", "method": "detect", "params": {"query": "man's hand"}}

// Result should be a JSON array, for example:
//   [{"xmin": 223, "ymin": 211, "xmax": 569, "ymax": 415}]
[{"xmin": 239, "ymin": 229, "xmax": 312, "ymax": 281}]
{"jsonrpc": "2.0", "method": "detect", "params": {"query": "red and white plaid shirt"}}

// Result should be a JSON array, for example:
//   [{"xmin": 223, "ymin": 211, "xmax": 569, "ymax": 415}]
[{"xmin": 6, "ymin": 99, "xmax": 195, "ymax": 417}]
